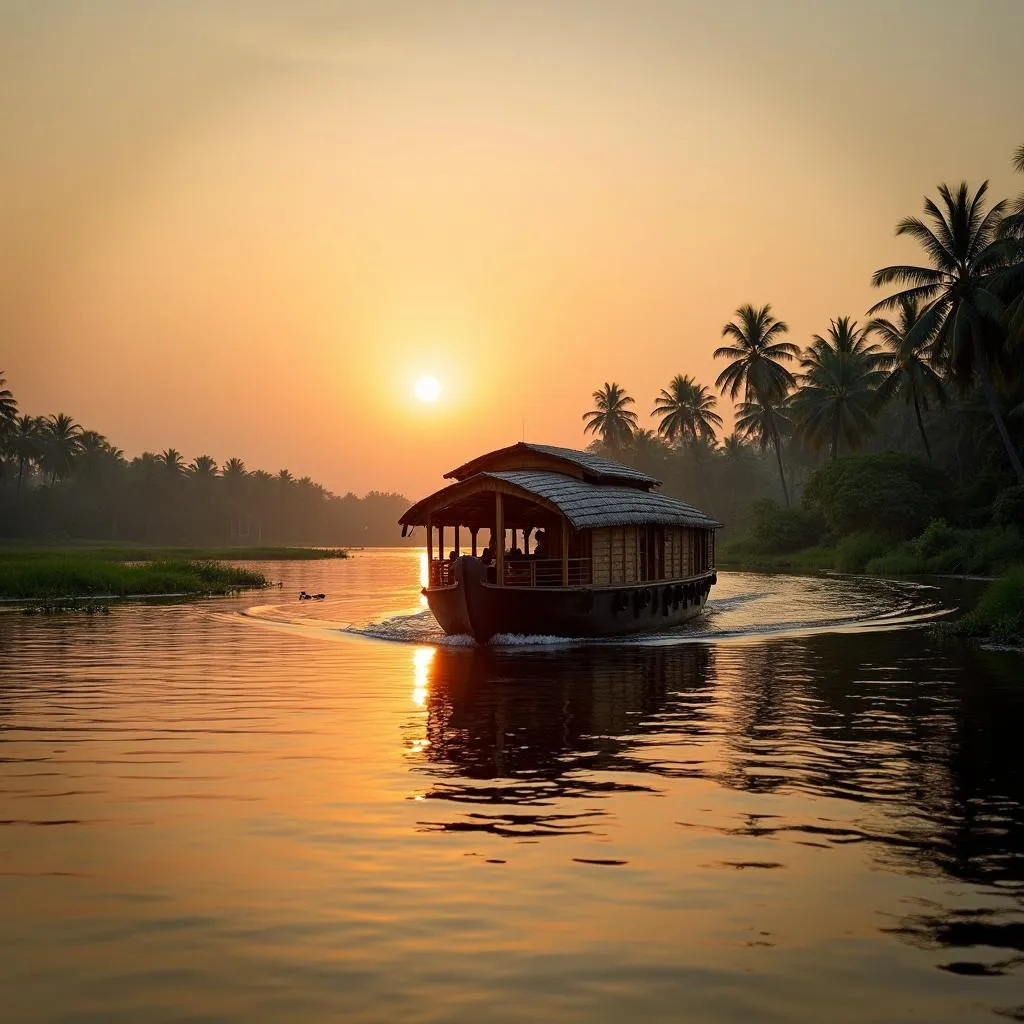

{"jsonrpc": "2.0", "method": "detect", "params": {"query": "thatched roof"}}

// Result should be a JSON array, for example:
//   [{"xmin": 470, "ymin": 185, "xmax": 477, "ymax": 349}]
[
  {"xmin": 400, "ymin": 470, "xmax": 720, "ymax": 531},
  {"xmin": 444, "ymin": 442, "xmax": 658, "ymax": 489}
]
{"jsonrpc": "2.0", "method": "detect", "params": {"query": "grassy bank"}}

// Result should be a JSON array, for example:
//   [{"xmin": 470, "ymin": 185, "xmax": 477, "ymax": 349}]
[
  {"xmin": 0, "ymin": 543, "xmax": 347, "ymax": 561},
  {"xmin": 719, "ymin": 522, "xmax": 1024, "ymax": 577},
  {"xmin": 932, "ymin": 568, "xmax": 1024, "ymax": 646},
  {"xmin": 0, "ymin": 552, "xmax": 268, "ymax": 600}
]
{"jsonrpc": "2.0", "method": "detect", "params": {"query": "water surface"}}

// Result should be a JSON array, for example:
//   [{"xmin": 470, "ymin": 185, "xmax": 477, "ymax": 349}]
[{"xmin": 2, "ymin": 550, "xmax": 1023, "ymax": 1022}]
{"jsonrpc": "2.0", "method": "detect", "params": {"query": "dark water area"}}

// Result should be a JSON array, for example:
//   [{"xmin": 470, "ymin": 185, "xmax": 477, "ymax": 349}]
[{"xmin": 2, "ymin": 550, "xmax": 1023, "ymax": 1022}]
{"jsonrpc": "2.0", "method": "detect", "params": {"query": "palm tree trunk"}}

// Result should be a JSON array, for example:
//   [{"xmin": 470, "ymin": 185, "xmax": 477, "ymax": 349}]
[
  {"xmin": 765, "ymin": 406, "xmax": 791, "ymax": 507},
  {"xmin": 912, "ymin": 390, "xmax": 932, "ymax": 460},
  {"xmin": 832, "ymin": 417, "xmax": 840, "ymax": 461},
  {"xmin": 974, "ymin": 333, "xmax": 1024, "ymax": 483}
]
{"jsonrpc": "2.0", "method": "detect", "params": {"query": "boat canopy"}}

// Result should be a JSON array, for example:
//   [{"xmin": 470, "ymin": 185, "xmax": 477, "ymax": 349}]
[
  {"xmin": 444, "ymin": 442, "xmax": 659, "ymax": 489},
  {"xmin": 400, "ymin": 469, "xmax": 721, "ymax": 533}
]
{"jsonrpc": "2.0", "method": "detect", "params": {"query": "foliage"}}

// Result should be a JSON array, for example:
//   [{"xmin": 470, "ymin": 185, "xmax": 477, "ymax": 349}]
[
  {"xmin": 868, "ymin": 297, "xmax": 947, "ymax": 459},
  {"xmin": 871, "ymin": 180, "xmax": 1024, "ymax": 482},
  {"xmin": 932, "ymin": 568, "xmax": 1024, "ymax": 646},
  {"xmin": 993, "ymin": 486, "xmax": 1024, "ymax": 527},
  {"xmin": 651, "ymin": 375, "xmax": 722, "ymax": 448},
  {"xmin": 831, "ymin": 532, "xmax": 889, "ymax": 572},
  {"xmin": 866, "ymin": 523, "xmax": 1024, "ymax": 576},
  {"xmin": 582, "ymin": 382, "xmax": 638, "ymax": 453},
  {"xmin": 715, "ymin": 303, "xmax": 799, "ymax": 505},
  {"xmin": 748, "ymin": 499, "xmax": 825, "ymax": 553},
  {"xmin": 0, "ymin": 553, "xmax": 267, "ymax": 599},
  {"xmin": 792, "ymin": 317, "xmax": 884, "ymax": 458},
  {"xmin": 0, "ymin": 373, "xmax": 413, "ymax": 546},
  {"xmin": 802, "ymin": 452, "xmax": 949, "ymax": 540},
  {"xmin": 0, "ymin": 545, "xmax": 348, "ymax": 561}
]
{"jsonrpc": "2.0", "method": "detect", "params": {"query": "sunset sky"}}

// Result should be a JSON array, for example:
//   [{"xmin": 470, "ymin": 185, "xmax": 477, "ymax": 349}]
[{"xmin": 3, "ymin": 0, "xmax": 1023, "ymax": 499}]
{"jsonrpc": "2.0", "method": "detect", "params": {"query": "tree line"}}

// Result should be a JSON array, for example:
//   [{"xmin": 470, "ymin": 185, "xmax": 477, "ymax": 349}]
[
  {"xmin": 582, "ymin": 142, "xmax": 1024, "ymax": 530},
  {"xmin": 0, "ymin": 394, "xmax": 412, "ymax": 547}
]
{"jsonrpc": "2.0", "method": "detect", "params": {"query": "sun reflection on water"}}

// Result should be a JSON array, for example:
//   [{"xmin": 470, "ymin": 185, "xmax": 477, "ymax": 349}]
[
  {"xmin": 418, "ymin": 551, "xmax": 428, "ymax": 607},
  {"xmin": 411, "ymin": 645, "xmax": 434, "ymax": 709}
]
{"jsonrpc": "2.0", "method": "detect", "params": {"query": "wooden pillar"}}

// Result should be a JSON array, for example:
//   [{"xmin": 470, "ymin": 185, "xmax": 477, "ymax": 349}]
[
  {"xmin": 471, "ymin": 528, "xmax": 478, "ymax": 557},
  {"xmin": 426, "ymin": 517, "xmax": 433, "ymax": 586},
  {"xmin": 561, "ymin": 518, "xmax": 569, "ymax": 587},
  {"xmin": 455, "ymin": 525, "xmax": 460, "ymax": 555},
  {"xmin": 495, "ymin": 492, "xmax": 504, "ymax": 586}
]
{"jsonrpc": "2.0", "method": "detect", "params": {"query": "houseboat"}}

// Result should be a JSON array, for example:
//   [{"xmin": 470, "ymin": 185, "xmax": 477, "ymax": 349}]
[{"xmin": 400, "ymin": 442, "xmax": 721, "ymax": 642}]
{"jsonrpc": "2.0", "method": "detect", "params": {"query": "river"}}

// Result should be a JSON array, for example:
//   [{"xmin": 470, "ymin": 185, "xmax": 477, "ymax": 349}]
[{"xmin": 2, "ymin": 549, "xmax": 1023, "ymax": 1022}]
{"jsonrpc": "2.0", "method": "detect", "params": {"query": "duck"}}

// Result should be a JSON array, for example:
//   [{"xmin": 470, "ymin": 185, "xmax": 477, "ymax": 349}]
[
  {"xmin": 298, "ymin": 591, "xmax": 313, "ymax": 601},
  {"xmin": 312, "ymin": 593, "xmax": 326, "ymax": 600}
]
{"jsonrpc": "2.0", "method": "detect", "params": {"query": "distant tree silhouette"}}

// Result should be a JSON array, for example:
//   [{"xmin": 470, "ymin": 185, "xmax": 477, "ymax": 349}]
[
  {"xmin": 0, "ymin": 373, "xmax": 16, "ymax": 436},
  {"xmin": 715, "ymin": 305, "xmax": 799, "ymax": 504},
  {"xmin": 651, "ymin": 374, "xmax": 723, "ymax": 455},
  {"xmin": 792, "ymin": 317, "xmax": 884, "ymax": 459},
  {"xmin": 870, "ymin": 181, "xmax": 1024, "ymax": 482},
  {"xmin": 582, "ymin": 382, "xmax": 638, "ymax": 454},
  {"xmin": 868, "ymin": 298, "xmax": 947, "ymax": 459},
  {"xmin": 39, "ymin": 414, "xmax": 83, "ymax": 484}
]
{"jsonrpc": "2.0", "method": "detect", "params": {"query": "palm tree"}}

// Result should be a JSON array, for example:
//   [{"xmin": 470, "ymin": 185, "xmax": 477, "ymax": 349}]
[
  {"xmin": 75, "ymin": 431, "xmax": 123, "ymax": 478},
  {"xmin": 735, "ymin": 396, "xmax": 795, "ymax": 464},
  {"xmin": 792, "ymin": 321, "xmax": 883, "ymax": 459},
  {"xmin": 10, "ymin": 415, "xmax": 40, "ymax": 495},
  {"xmin": 156, "ymin": 448, "xmax": 186, "ymax": 479},
  {"xmin": 582, "ymin": 382, "xmax": 638, "ymax": 454},
  {"xmin": 0, "ymin": 372, "xmax": 16, "ymax": 434},
  {"xmin": 868, "ymin": 297, "xmax": 947, "ymax": 459},
  {"xmin": 188, "ymin": 455, "xmax": 219, "ymax": 479},
  {"xmin": 806, "ymin": 316, "xmax": 882, "ymax": 362},
  {"xmin": 222, "ymin": 458, "xmax": 249, "ymax": 538},
  {"xmin": 651, "ymin": 375, "xmax": 723, "ymax": 453},
  {"xmin": 39, "ymin": 413, "xmax": 83, "ymax": 483},
  {"xmin": 715, "ymin": 304, "xmax": 799, "ymax": 504},
  {"xmin": 999, "ymin": 145, "xmax": 1024, "ymax": 347},
  {"xmin": 870, "ymin": 181, "xmax": 1024, "ymax": 482}
]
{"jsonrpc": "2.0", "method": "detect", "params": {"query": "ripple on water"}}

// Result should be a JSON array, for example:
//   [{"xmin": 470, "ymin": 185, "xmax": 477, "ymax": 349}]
[{"xmin": 2, "ymin": 551, "xmax": 1021, "ymax": 1024}]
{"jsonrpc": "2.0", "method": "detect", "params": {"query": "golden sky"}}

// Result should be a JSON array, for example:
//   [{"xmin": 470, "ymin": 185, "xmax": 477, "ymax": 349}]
[{"xmin": 3, "ymin": 0, "xmax": 1022, "ymax": 498}]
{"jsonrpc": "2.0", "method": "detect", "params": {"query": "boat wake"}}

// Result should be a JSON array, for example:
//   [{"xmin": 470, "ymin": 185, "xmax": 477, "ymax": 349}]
[{"xmin": 339, "ymin": 573, "xmax": 951, "ymax": 649}]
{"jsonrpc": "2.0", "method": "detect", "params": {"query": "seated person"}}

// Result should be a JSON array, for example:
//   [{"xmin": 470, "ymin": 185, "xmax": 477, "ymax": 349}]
[
  {"xmin": 533, "ymin": 530, "xmax": 548, "ymax": 559},
  {"xmin": 480, "ymin": 547, "xmax": 493, "ymax": 565},
  {"xmin": 447, "ymin": 550, "xmax": 458, "ymax": 562}
]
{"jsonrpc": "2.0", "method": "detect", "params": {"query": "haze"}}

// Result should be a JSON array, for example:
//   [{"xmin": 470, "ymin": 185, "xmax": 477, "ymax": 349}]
[{"xmin": 3, "ymin": 0, "xmax": 1022, "ymax": 498}]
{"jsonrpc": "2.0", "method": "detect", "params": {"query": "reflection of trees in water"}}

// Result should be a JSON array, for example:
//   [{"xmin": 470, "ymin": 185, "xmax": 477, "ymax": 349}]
[{"xmin": 415, "ymin": 634, "xmax": 1024, "ymax": 964}]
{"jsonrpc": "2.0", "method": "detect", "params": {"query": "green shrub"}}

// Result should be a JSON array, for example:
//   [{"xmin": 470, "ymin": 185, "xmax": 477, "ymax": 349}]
[
  {"xmin": 749, "ymin": 499, "xmax": 826, "ymax": 553},
  {"xmin": 993, "ymin": 486, "xmax": 1024, "ymax": 528},
  {"xmin": 835, "ymin": 532, "xmax": 890, "ymax": 572},
  {"xmin": 936, "ymin": 568, "xmax": 1024, "ymax": 645},
  {"xmin": 802, "ymin": 452, "xmax": 949, "ymax": 540},
  {"xmin": 865, "ymin": 547, "xmax": 927, "ymax": 575},
  {"xmin": 915, "ymin": 519, "xmax": 958, "ymax": 558}
]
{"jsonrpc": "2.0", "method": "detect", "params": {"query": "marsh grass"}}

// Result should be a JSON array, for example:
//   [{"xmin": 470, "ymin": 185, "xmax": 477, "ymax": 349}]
[{"xmin": 0, "ymin": 554, "xmax": 268, "ymax": 600}]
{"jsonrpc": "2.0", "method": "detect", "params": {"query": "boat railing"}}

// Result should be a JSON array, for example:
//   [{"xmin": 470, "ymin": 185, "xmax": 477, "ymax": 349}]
[
  {"xmin": 503, "ymin": 558, "xmax": 592, "ymax": 587},
  {"xmin": 427, "ymin": 556, "xmax": 593, "ymax": 588}
]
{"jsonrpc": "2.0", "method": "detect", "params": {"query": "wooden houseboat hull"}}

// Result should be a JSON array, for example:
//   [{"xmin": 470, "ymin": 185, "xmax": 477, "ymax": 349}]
[{"xmin": 426, "ymin": 556, "xmax": 716, "ymax": 643}]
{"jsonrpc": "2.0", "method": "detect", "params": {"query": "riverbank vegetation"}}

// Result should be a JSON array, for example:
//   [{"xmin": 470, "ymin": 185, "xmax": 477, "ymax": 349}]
[
  {"xmin": 0, "ymin": 551, "xmax": 267, "ymax": 601},
  {"xmin": 932, "ymin": 568, "xmax": 1024, "ymax": 646},
  {"xmin": 578, "ymin": 141, "xmax": 1024, "ymax": 592},
  {"xmin": 0, "ymin": 394, "xmax": 410, "ymax": 547},
  {"xmin": 0, "ymin": 543, "xmax": 348, "ymax": 561}
]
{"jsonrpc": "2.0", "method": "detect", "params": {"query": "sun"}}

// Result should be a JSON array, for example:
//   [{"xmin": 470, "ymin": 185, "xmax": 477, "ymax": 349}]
[{"xmin": 414, "ymin": 375, "xmax": 442, "ymax": 403}]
